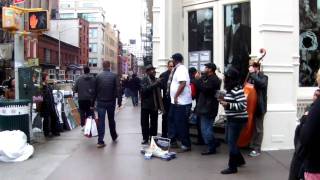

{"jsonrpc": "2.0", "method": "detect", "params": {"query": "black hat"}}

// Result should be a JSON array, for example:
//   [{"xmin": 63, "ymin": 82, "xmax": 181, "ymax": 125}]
[
  {"xmin": 225, "ymin": 67, "xmax": 240, "ymax": 79},
  {"xmin": 145, "ymin": 64, "xmax": 155, "ymax": 71},
  {"xmin": 171, "ymin": 53, "xmax": 184, "ymax": 62},
  {"xmin": 204, "ymin": 63, "xmax": 217, "ymax": 71}
]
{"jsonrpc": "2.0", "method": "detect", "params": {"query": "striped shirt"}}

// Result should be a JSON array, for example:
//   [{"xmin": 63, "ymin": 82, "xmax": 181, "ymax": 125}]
[{"xmin": 224, "ymin": 85, "xmax": 248, "ymax": 119}]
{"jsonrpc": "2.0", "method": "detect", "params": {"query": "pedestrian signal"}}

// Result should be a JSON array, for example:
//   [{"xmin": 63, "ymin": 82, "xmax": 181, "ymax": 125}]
[
  {"xmin": 28, "ymin": 10, "xmax": 48, "ymax": 31},
  {"xmin": 2, "ymin": 7, "xmax": 21, "ymax": 31}
]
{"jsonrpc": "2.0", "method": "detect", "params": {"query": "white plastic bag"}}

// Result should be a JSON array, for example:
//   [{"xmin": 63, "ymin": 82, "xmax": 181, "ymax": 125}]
[
  {"xmin": 84, "ymin": 117, "xmax": 98, "ymax": 137},
  {"xmin": 91, "ymin": 119, "xmax": 98, "ymax": 137},
  {"xmin": 84, "ymin": 117, "xmax": 92, "ymax": 137}
]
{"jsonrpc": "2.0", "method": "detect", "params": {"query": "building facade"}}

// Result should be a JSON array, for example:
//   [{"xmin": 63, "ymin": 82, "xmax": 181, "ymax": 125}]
[
  {"xmin": 148, "ymin": 0, "xmax": 316, "ymax": 151},
  {"xmin": 105, "ymin": 23, "xmax": 119, "ymax": 74},
  {"xmin": 58, "ymin": 0, "xmax": 106, "ymax": 75}
]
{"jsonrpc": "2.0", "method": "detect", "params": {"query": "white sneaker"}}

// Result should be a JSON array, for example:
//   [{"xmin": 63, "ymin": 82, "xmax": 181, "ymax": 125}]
[{"xmin": 249, "ymin": 150, "xmax": 261, "ymax": 157}]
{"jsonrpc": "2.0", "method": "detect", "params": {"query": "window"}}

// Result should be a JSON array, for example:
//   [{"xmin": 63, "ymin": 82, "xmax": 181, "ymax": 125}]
[
  {"xmin": 48, "ymin": 69, "xmax": 56, "ymax": 80},
  {"xmin": 89, "ymin": 28, "xmax": 98, "ymax": 38},
  {"xmin": 89, "ymin": 58, "xmax": 98, "ymax": 67},
  {"xmin": 299, "ymin": 0, "xmax": 320, "ymax": 86},
  {"xmin": 188, "ymin": 8, "xmax": 213, "ymax": 72},
  {"xmin": 45, "ymin": 48, "xmax": 50, "ymax": 63},
  {"xmin": 78, "ymin": 13, "xmax": 103, "ymax": 23},
  {"xmin": 59, "ymin": 13, "xmax": 75, "ymax": 19},
  {"xmin": 224, "ymin": 3, "xmax": 251, "ymax": 84},
  {"xmin": 89, "ymin": 43, "xmax": 97, "ymax": 53},
  {"xmin": 60, "ymin": 2, "xmax": 74, "ymax": 9}
]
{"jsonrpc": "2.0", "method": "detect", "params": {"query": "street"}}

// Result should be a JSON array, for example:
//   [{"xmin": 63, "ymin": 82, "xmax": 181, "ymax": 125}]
[{"xmin": 0, "ymin": 102, "xmax": 293, "ymax": 180}]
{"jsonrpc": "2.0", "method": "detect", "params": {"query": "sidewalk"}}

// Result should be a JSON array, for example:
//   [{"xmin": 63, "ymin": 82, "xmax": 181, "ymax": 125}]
[{"xmin": 0, "ymin": 103, "xmax": 293, "ymax": 180}]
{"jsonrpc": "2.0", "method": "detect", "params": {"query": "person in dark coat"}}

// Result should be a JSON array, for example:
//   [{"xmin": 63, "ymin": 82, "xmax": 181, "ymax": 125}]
[
  {"xmin": 128, "ymin": 74, "xmax": 141, "ymax": 106},
  {"xmin": 248, "ymin": 59, "xmax": 268, "ymax": 157},
  {"xmin": 140, "ymin": 65, "xmax": 164, "ymax": 144},
  {"xmin": 95, "ymin": 60, "xmax": 119, "ymax": 148},
  {"xmin": 73, "ymin": 66, "xmax": 96, "ymax": 127},
  {"xmin": 40, "ymin": 73, "xmax": 60, "ymax": 137},
  {"xmin": 194, "ymin": 63, "xmax": 221, "ymax": 155},
  {"xmin": 299, "ymin": 90, "xmax": 320, "ymax": 179},
  {"xmin": 159, "ymin": 60, "xmax": 174, "ymax": 138},
  {"xmin": 289, "ymin": 89, "xmax": 320, "ymax": 180}
]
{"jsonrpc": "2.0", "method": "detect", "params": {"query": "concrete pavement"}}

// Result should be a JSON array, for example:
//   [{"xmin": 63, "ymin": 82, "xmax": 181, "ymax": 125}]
[{"xmin": 0, "ymin": 102, "xmax": 293, "ymax": 180}]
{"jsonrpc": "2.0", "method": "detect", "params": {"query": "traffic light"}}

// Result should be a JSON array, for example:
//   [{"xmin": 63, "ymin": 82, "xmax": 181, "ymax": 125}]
[
  {"xmin": 28, "ymin": 10, "xmax": 48, "ymax": 31},
  {"xmin": 2, "ymin": 7, "xmax": 21, "ymax": 31}
]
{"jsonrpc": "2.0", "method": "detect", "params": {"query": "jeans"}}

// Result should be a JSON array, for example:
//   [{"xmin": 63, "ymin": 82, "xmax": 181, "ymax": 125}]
[
  {"xmin": 226, "ymin": 120, "xmax": 246, "ymax": 169},
  {"xmin": 141, "ymin": 108, "xmax": 158, "ymax": 141},
  {"xmin": 200, "ymin": 115, "xmax": 216, "ymax": 151},
  {"xmin": 97, "ymin": 100, "xmax": 117, "ymax": 144},
  {"xmin": 168, "ymin": 103, "xmax": 192, "ymax": 148},
  {"xmin": 78, "ymin": 100, "xmax": 94, "ymax": 127},
  {"xmin": 132, "ymin": 95, "xmax": 139, "ymax": 106}
]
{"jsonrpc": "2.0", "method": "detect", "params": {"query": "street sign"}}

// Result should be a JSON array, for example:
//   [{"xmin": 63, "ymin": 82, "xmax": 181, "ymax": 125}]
[
  {"xmin": 14, "ymin": 0, "xmax": 25, "ymax": 4},
  {"xmin": 27, "ymin": 58, "xmax": 39, "ymax": 67},
  {"xmin": 28, "ymin": 10, "xmax": 48, "ymax": 31}
]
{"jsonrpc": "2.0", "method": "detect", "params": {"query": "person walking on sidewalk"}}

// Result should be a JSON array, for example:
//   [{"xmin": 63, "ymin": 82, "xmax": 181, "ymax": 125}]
[
  {"xmin": 73, "ymin": 66, "xmax": 96, "ymax": 128},
  {"xmin": 219, "ymin": 67, "xmax": 248, "ymax": 174},
  {"xmin": 159, "ymin": 60, "xmax": 174, "ymax": 138},
  {"xmin": 95, "ymin": 60, "xmax": 119, "ymax": 148},
  {"xmin": 194, "ymin": 63, "xmax": 221, "ymax": 155},
  {"xmin": 168, "ymin": 53, "xmax": 192, "ymax": 152},
  {"xmin": 140, "ymin": 65, "xmax": 164, "ymax": 144},
  {"xmin": 248, "ymin": 60, "xmax": 268, "ymax": 157},
  {"xmin": 128, "ymin": 73, "xmax": 141, "ymax": 106}
]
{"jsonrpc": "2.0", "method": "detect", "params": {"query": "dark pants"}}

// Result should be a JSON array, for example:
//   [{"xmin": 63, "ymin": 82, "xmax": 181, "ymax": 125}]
[
  {"xmin": 200, "ymin": 115, "xmax": 217, "ymax": 151},
  {"xmin": 251, "ymin": 114, "xmax": 265, "ymax": 151},
  {"xmin": 97, "ymin": 100, "xmax": 117, "ymax": 144},
  {"xmin": 78, "ymin": 100, "xmax": 94, "ymax": 127},
  {"xmin": 226, "ymin": 120, "xmax": 246, "ymax": 170},
  {"xmin": 168, "ymin": 104, "xmax": 192, "ymax": 148},
  {"xmin": 132, "ymin": 95, "xmax": 139, "ymax": 106},
  {"xmin": 196, "ymin": 115, "xmax": 205, "ymax": 144},
  {"xmin": 43, "ymin": 112, "xmax": 59, "ymax": 136},
  {"xmin": 161, "ymin": 97, "xmax": 171, "ymax": 138},
  {"xmin": 141, "ymin": 108, "xmax": 158, "ymax": 141}
]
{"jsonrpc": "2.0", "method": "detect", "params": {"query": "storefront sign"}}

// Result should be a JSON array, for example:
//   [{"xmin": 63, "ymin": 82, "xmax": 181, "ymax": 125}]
[{"xmin": 27, "ymin": 58, "xmax": 39, "ymax": 67}]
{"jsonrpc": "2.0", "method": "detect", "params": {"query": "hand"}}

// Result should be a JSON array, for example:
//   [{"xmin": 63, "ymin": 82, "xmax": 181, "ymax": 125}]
[
  {"xmin": 219, "ymin": 101, "xmax": 229, "ymax": 108},
  {"xmin": 174, "ymin": 96, "xmax": 178, "ymax": 104},
  {"xmin": 249, "ymin": 66, "xmax": 255, "ymax": 73}
]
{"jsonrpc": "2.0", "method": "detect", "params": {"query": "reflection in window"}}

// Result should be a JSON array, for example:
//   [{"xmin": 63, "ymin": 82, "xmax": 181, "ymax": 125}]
[
  {"xmin": 188, "ymin": 8, "xmax": 213, "ymax": 71},
  {"xmin": 299, "ymin": 0, "xmax": 320, "ymax": 86},
  {"xmin": 224, "ymin": 3, "xmax": 251, "ymax": 84},
  {"xmin": 89, "ymin": 43, "xmax": 97, "ymax": 53}
]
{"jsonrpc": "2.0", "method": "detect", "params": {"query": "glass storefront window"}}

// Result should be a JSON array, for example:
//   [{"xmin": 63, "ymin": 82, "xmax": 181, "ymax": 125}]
[
  {"xmin": 299, "ymin": 0, "xmax": 320, "ymax": 87},
  {"xmin": 188, "ymin": 8, "xmax": 213, "ymax": 71},
  {"xmin": 224, "ymin": 2, "xmax": 251, "ymax": 84}
]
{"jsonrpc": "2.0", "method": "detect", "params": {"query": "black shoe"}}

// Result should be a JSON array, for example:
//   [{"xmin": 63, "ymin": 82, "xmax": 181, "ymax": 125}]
[
  {"xmin": 52, "ymin": 132, "xmax": 60, "ymax": 136},
  {"xmin": 201, "ymin": 150, "xmax": 216, "ymax": 155},
  {"xmin": 220, "ymin": 168, "xmax": 237, "ymax": 174},
  {"xmin": 177, "ymin": 145, "xmax": 191, "ymax": 153},
  {"xmin": 112, "ymin": 134, "xmax": 118, "ymax": 141},
  {"xmin": 141, "ymin": 140, "xmax": 148, "ymax": 145}
]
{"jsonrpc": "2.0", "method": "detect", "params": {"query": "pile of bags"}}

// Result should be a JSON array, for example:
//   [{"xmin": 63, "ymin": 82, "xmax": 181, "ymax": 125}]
[{"xmin": 0, "ymin": 130, "xmax": 34, "ymax": 162}]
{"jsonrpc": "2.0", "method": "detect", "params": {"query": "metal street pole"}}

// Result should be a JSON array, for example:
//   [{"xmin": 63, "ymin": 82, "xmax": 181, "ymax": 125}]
[{"xmin": 14, "ymin": 2, "xmax": 25, "ymax": 99}]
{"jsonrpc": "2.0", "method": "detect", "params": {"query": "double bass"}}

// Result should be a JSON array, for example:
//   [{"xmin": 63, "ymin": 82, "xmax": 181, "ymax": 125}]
[{"xmin": 237, "ymin": 48, "xmax": 266, "ymax": 147}]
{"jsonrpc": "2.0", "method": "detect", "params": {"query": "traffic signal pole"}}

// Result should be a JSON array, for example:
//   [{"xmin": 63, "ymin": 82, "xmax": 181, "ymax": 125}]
[{"xmin": 14, "ymin": 2, "xmax": 25, "ymax": 99}]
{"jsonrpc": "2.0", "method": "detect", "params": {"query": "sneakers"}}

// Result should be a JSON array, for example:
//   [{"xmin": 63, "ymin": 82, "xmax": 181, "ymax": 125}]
[
  {"xmin": 201, "ymin": 150, "xmax": 216, "ymax": 156},
  {"xmin": 249, "ymin": 150, "xmax": 261, "ymax": 157},
  {"xmin": 96, "ymin": 143, "xmax": 106, "ymax": 148},
  {"xmin": 177, "ymin": 145, "xmax": 191, "ymax": 153},
  {"xmin": 141, "ymin": 140, "xmax": 148, "ymax": 145}
]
